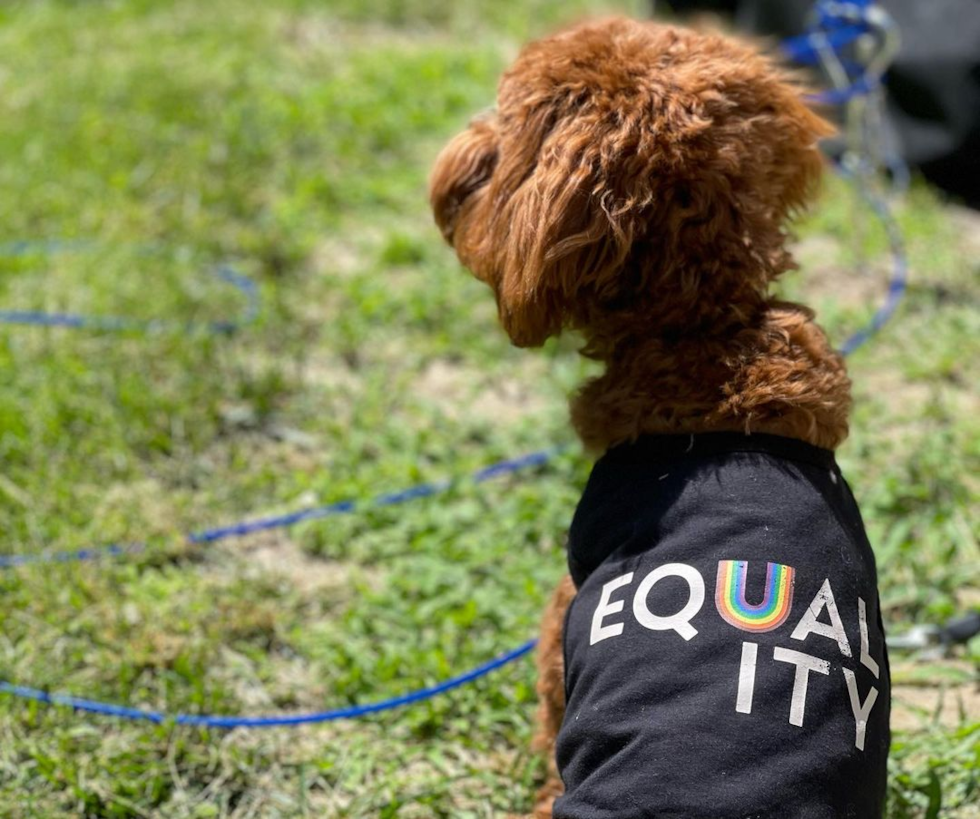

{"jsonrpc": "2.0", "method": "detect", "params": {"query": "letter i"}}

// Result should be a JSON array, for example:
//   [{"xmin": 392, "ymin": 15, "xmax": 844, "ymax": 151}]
[{"xmin": 736, "ymin": 642, "xmax": 758, "ymax": 714}]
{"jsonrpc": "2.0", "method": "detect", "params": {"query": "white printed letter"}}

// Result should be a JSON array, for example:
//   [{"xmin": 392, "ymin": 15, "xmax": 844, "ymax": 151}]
[
  {"xmin": 858, "ymin": 598, "xmax": 880, "ymax": 678},
  {"xmin": 632, "ymin": 563, "xmax": 705, "ymax": 641},
  {"xmin": 843, "ymin": 667, "xmax": 879, "ymax": 751},
  {"xmin": 790, "ymin": 578, "xmax": 852, "ymax": 657},
  {"xmin": 773, "ymin": 646, "xmax": 830, "ymax": 727},
  {"xmin": 590, "ymin": 572, "xmax": 634, "ymax": 646},
  {"xmin": 736, "ymin": 642, "xmax": 758, "ymax": 715}
]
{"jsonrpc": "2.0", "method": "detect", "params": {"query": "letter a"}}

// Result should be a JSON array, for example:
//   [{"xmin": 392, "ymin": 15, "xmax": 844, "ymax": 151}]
[{"xmin": 790, "ymin": 578, "xmax": 852, "ymax": 658}]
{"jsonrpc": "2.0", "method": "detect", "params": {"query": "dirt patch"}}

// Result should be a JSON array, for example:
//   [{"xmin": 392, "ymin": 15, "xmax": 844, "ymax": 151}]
[
  {"xmin": 890, "ymin": 659, "xmax": 979, "ymax": 732},
  {"xmin": 791, "ymin": 234, "xmax": 889, "ymax": 310},
  {"xmin": 91, "ymin": 478, "xmax": 185, "ymax": 541},
  {"xmin": 416, "ymin": 359, "xmax": 473, "ymax": 416},
  {"xmin": 281, "ymin": 13, "xmax": 463, "ymax": 56},
  {"xmin": 948, "ymin": 205, "xmax": 980, "ymax": 256},
  {"xmin": 281, "ymin": 13, "xmax": 340, "ymax": 54},
  {"xmin": 470, "ymin": 377, "xmax": 552, "ymax": 423},
  {"xmin": 855, "ymin": 368, "xmax": 934, "ymax": 411},
  {"xmin": 298, "ymin": 354, "xmax": 362, "ymax": 393},
  {"xmin": 417, "ymin": 358, "xmax": 552, "ymax": 422},
  {"xmin": 309, "ymin": 233, "xmax": 376, "ymax": 282},
  {"xmin": 226, "ymin": 530, "xmax": 367, "ymax": 597},
  {"xmin": 218, "ymin": 647, "xmax": 328, "ymax": 710},
  {"xmin": 203, "ymin": 426, "xmax": 324, "ymax": 477}
]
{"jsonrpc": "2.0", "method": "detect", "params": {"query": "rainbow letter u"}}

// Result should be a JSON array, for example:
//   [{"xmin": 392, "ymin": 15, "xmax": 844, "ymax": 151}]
[{"xmin": 715, "ymin": 560, "xmax": 795, "ymax": 633}]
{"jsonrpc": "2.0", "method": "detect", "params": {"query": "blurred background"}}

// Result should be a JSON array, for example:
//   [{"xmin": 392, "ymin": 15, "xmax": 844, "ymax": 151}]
[
  {"xmin": 0, "ymin": 1, "xmax": 976, "ymax": 816},
  {"xmin": 663, "ymin": 0, "xmax": 980, "ymax": 207}
]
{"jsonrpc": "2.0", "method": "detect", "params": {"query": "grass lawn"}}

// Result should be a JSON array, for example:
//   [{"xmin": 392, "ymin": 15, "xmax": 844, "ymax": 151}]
[{"xmin": 0, "ymin": 0, "xmax": 976, "ymax": 816}]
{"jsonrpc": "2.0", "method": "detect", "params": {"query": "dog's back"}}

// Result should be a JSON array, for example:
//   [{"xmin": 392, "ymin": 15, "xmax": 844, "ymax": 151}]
[{"xmin": 556, "ymin": 433, "xmax": 890, "ymax": 818}]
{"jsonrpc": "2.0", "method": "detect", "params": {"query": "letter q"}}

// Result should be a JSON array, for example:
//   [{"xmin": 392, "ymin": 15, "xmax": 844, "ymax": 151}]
[{"xmin": 632, "ymin": 563, "xmax": 705, "ymax": 641}]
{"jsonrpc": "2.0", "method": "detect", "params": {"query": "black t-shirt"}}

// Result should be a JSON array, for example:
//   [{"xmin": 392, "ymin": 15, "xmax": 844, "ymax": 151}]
[{"xmin": 556, "ymin": 433, "xmax": 890, "ymax": 819}]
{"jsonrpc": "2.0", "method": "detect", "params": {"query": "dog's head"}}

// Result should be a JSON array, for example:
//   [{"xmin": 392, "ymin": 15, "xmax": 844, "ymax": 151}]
[{"xmin": 430, "ymin": 18, "xmax": 833, "ymax": 349}]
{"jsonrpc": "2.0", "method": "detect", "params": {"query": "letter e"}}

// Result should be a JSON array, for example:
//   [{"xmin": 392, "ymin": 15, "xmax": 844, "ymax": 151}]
[{"xmin": 590, "ymin": 572, "xmax": 634, "ymax": 646}]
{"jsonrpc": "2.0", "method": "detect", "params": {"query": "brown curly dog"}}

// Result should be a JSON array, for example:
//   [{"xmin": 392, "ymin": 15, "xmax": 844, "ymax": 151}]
[{"xmin": 431, "ymin": 17, "xmax": 890, "ymax": 819}]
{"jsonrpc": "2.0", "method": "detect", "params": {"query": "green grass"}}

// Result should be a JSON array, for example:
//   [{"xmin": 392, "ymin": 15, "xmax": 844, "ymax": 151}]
[{"xmin": 0, "ymin": 0, "xmax": 977, "ymax": 816}]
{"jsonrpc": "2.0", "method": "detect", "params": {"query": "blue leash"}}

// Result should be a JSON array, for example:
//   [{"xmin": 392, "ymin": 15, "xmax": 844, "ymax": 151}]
[
  {"xmin": 836, "ymin": 163, "xmax": 908, "ymax": 356},
  {"xmin": 0, "ymin": 1, "xmax": 909, "ymax": 726},
  {"xmin": 0, "ymin": 450, "xmax": 556, "ymax": 727},
  {"xmin": 0, "ymin": 448, "xmax": 559, "ymax": 568},
  {"xmin": 0, "ymin": 640, "xmax": 538, "ymax": 728},
  {"xmin": 0, "ymin": 242, "xmax": 259, "ymax": 334}
]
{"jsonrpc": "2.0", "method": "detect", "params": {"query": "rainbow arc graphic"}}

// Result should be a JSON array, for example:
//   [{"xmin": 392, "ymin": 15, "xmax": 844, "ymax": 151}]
[{"xmin": 715, "ymin": 560, "xmax": 795, "ymax": 633}]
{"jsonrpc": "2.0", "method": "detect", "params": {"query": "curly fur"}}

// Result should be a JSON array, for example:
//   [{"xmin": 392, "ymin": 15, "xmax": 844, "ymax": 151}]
[{"xmin": 430, "ymin": 17, "xmax": 849, "ymax": 817}]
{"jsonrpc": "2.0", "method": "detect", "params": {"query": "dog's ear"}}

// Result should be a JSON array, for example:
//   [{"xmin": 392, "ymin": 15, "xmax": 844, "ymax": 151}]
[
  {"xmin": 766, "ymin": 91, "xmax": 835, "ymax": 219},
  {"xmin": 490, "ymin": 109, "xmax": 647, "ymax": 348},
  {"xmin": 728, "ymin": 61, "xmax": 835, "ymax": 222},
  {"xmin": 429, "ymin": 118, "xmax": 498, "ymax": 247},
  {"xmin": 430, "ymin": 106, "xmax": 620, "ymax": 349}
]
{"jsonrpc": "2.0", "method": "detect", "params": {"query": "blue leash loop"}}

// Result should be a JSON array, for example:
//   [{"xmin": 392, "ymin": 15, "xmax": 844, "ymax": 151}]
[
  {"xmin": 0, "ymin": 2, "xmax": 909, "ymax": 727},
  {"xmin": 0, "ymin": 242, "xmax": 259, "ymax": 334},
  {"xmin": 0, "ymin": 167, "xmax": 908, "ymax": 723}
]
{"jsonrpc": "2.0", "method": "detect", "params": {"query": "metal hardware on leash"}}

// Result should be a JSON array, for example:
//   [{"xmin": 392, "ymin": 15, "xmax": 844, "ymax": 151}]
[
  {"xmin": 888, "ymin": 612, "xmax": 980, "ymax": 659},
  {"xmin": 810, "ymin": 0, "xmax": 902, "ymax": 278},
  {"xmin": 812, "ymin": 0, "xmax": 901, "ymax": 173}
]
